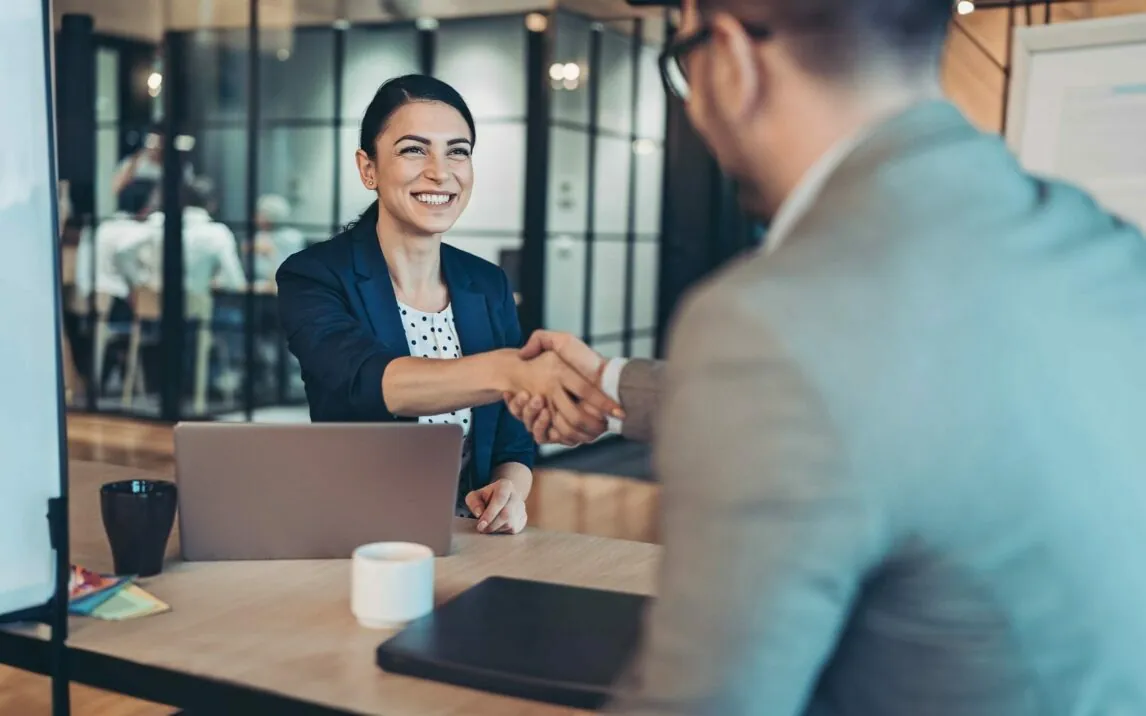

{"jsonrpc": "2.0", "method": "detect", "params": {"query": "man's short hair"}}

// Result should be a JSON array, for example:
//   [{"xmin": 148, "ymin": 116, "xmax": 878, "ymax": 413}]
[
  {"xmin": 700, "ymin": 0, "xmax": 953, "ymax": 77},
  {"xmin": 118, "ymin": 179, "xmax": 156, "ymax": 215},
  {"xmin": 182, "ymin": 177, "xmax": 214, "ymax": 210}
]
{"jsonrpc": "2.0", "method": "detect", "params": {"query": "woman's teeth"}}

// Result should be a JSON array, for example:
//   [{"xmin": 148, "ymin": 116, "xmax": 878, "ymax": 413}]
[{"xmin": 414, "ymin": 193, "xmax": 451, "ymax": 206}]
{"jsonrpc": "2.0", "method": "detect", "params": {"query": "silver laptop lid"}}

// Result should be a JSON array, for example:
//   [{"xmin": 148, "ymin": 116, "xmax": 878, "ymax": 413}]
[{"xmin": 173, "ymin": 422, "xmax": 463, "ymax": 561}]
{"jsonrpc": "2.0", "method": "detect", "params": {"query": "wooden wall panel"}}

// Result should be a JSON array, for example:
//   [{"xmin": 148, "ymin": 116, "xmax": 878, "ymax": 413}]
[
  {"xmin": 943, "ymin": 16, "xmax": 1008, "ymax": 131},
  {"xmin": 942, "ymin": 0, "xmax": 1146, "ymax": 134}
]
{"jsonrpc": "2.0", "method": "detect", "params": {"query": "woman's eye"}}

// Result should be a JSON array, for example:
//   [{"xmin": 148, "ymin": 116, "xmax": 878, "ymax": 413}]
[
  {"xmin": 400, "ymin": 146, "xmax": 426, "ymax": 155},
  {"xmin": 449, "ymin": 149, "xmax": 471, "ymax": 158}
]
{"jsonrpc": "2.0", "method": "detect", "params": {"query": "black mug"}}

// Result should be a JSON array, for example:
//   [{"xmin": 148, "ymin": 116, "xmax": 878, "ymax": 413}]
[{"xmin": 100, "ymin": 479, "xmax": 178, "ymax": 577}]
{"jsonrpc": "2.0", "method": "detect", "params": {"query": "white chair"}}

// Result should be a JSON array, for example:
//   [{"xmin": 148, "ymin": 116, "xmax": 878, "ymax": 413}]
[
  {"xmin": 91, "ymin": 292, "xmax": 120, "ymax": 396},
  {"xmin": 188, "ymin": 292, "xmax": 237, "ymax": 414},
  {"xmin": 120, "ymin": 287, "xmax": 161, "ymax": 408},
  {"xmin": 120, "ymin": 289, "xmax": 236, "ymax": 413}
]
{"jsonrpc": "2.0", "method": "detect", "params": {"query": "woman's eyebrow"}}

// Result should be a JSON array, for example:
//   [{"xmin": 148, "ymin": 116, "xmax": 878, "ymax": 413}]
[
  {"xmin": 395, "ymin": 134, "xmax": 430, "ymax": 145},
  {"xmin": 394, "ymin": 135, "xmax": 471, "ymax": 147}
]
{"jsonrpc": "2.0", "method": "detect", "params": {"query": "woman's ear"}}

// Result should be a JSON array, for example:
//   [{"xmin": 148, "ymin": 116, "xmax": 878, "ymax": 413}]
[{"xmin": 355, "ymin": 148, "xmax": 377, "ymax": 191}]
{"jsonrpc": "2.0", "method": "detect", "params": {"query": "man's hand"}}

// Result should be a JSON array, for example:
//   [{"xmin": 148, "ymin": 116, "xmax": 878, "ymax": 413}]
[
  {"xmin": 506, "ymin": 331, "xmax": 621, "ymax": 446},
  {"xmin": 519, "ymin": 330, "xmax": 605, "ymax": 381},
  {"xmin": 505, "ymin": 350, "xmax": 618, "ymax": 444},
  {"xmin": 465, "ymin": 478, "xmax": 527, "ymax": 535}
]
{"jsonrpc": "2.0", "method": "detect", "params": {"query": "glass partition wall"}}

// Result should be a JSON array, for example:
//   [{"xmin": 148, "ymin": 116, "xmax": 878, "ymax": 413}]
[
  {"xmin": 545, "ymin": 13, "xmax": 665, "ymax": 362},
  {"xmin": 58, "ymin": 3, "xmax": 668, "ymax": 428}
]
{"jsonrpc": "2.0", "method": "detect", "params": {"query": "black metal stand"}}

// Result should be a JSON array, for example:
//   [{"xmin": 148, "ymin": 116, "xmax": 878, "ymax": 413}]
[
  {"xmin": 0, "ymin": 497, "xmax": 71, "ymax": 716},
  {"xmin": 49, "ymin": 496, "xmax": 71, "ymax": 716}
]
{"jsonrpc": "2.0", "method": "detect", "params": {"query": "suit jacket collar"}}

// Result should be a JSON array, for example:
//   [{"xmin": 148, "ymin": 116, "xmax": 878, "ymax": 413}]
[
  {"xmin": 765, "ymin": 118, "xmax": 875, "ymax": 256},
  {"xmin": 349, "ymin": 220, "xmax": 493, "ymax": 358},
  {"xmin": 826, "ymin": 99, "xmax": 975, "ymax": 188},
  {"xmin": 770, "ymin": 100, "xmax": 976, "ymax": 254}
]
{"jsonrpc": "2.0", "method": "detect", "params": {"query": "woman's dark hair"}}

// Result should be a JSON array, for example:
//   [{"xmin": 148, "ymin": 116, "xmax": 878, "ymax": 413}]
[{"xmin": 350, "ymin": 74, "xmax": 476, "ymax": 229}]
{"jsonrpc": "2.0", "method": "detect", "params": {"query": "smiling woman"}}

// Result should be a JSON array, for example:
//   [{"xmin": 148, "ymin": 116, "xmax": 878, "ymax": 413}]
[{"xmin": 275, "ymin": 75, "xmax": 621, "ymax": 536}]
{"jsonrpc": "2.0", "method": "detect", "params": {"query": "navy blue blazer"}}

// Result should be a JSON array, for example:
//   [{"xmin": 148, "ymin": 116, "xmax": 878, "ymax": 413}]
[{"xmin": 275, "ymin": 219, "xmax": 535, "ymax": 494}]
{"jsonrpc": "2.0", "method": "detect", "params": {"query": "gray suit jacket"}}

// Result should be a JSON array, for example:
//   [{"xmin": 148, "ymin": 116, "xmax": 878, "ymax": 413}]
[
  {"xmin": 609, "ymin": 101, "xmax": 1146, "ymax": 715},
  {"xmin": 616, "ymin": 359, "xmax": 663, "ymax": 443}
]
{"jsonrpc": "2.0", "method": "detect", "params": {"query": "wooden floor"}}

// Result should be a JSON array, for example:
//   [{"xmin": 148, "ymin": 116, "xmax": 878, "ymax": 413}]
[{"xmin": 2, "ymin": 413, "xmax": 660, "ymax": 715}]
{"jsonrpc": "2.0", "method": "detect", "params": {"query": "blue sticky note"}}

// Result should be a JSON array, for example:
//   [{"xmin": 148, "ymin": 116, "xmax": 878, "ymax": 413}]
[{"xmin": 69, "ymin": 579, "xmax": 133, "ymax": 616}]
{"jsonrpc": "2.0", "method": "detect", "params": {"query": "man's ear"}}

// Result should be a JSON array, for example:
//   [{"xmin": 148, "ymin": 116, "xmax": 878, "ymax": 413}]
[
  {"xmin": 707, "ymin": 12, "xmax": 765, "ymax": 124},
  {"xmin": 679, "ymin": 0, "xmax": 700, "ymax": 32}
]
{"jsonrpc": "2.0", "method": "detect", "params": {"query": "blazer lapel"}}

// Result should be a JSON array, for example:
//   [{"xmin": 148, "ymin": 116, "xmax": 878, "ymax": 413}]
[
  {"xmin": 442, "ymin": 248, "xmax": 498, "ymax": 477},
  {"xmin": 442, "ymin": 248, "xmax": 495, "ymax": 357},
  {"xmin": 351, "ymin": 223, "xmax": 409, "ymax": 356}
]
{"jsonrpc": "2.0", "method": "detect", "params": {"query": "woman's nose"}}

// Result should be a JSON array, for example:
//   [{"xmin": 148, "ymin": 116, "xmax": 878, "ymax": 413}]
[{"xmin": 422, "ymin": 155, "xmax": 449, "ymax": 182}]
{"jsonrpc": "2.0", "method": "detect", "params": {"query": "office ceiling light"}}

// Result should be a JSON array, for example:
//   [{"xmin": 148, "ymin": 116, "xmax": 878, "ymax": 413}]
[
  {"xmin": 174, "ymin": 135, "xmax": 196, "ymax": 152},
  {"xmin": 415, "ymin": 17, "xmax": 438, "ymax": 31},
  {"xmin": 146, "ymin": 71, "xmax": 162, "ymax": 97},
  {"xmin": 956, "ymin": 0, "xmax": 975, "ymax": 14},
  {"xmin": 525, "ymin": 13, "xmax": 548, "ymax": 33},
  {"xmin": 549, "ymin": 62, "xmax": 583, "ymax": 91}
]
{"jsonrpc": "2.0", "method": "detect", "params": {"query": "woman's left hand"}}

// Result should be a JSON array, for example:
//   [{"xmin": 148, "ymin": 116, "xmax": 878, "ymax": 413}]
[{"xmin": 465, "ymin": 478, "xmax": 528, "ymax": 535}]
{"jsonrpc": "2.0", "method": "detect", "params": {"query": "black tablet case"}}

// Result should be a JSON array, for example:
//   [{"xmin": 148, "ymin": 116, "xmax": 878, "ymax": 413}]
[{"xmin": 376, "ymin": 576, "xmax": 650, "ymax": 710}]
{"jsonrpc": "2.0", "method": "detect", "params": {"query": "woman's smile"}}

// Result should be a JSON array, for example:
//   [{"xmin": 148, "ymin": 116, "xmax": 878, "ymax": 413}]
[{"xmin": 411, "ymin": 191, "xmax": 457, "ymax": 208}]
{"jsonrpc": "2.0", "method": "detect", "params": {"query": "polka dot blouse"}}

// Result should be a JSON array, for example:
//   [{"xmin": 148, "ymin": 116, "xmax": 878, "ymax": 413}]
[{"xmin": 398, "ymin": 300, "xmax": 472, "ymax": 471}]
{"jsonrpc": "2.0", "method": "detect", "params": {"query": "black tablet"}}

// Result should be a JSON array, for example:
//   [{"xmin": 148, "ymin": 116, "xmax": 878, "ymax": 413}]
[{"xmin": 376, "ymin": 576, "xmax": 650, "ymax": 710}]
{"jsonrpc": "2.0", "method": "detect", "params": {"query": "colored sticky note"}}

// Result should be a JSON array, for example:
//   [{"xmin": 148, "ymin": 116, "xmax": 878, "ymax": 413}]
[
  {"xmin": 69, "ymin": 579, "xmax": 133, "ymax": 616},
  {"xmin": 89, "ymin": 585, "xmax": 170, "ymax": 621}
]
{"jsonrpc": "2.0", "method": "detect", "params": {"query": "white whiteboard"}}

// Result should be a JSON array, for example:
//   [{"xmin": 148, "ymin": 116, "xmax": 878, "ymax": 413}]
[
  {"xmin": 1005, "ymin": 13, "xmax": 1146, "ymax": 231},
  {"xmin": 0, "ymin": 0, "xmax": 66, "ymax": 617}
]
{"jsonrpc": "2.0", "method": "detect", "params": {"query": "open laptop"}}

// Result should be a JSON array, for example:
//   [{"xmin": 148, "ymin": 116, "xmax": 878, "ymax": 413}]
[{"xmin": 173, "ymin": 422, "xmax": 464, "ymax": 561}]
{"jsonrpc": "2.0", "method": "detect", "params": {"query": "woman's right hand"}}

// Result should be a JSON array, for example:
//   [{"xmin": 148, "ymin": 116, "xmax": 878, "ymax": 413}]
[{"xmin": 504, "ymin": 350, "xmax": 620, "ymax": 444}]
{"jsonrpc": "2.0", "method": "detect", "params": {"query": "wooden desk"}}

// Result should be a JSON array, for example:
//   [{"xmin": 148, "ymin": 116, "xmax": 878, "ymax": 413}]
[{"xmin": 2, "ymin": 462, "xmax": 660, "ymax": 715}]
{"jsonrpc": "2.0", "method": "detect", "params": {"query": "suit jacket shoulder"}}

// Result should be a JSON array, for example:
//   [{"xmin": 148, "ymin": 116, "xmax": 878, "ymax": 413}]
[
  {"xmin": 277, "ymin": 225, "xmax": 356, "ymax": 280},
  {"xmin": 620, "ymin": 100, "xmax": 1146, "ymax": 715}
]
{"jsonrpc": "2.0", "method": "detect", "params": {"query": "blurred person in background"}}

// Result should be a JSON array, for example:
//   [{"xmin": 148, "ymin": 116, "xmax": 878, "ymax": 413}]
[
  {"xmin": 135, "ymin": 178, "xmax": 248, "ymax": 398},
  {"xmin": 251, "ymin": 193, "xmax": 305, "ymax": 284},
  {"xmin": 110, "ymin": 126, "xmax": 163, "ymax": 195},
  {"xmin": 138, "ymin": 177, "xmax": 246, "ymax": 296},
  {"xmin": 74, "ymin": 179, "xmax": 158, "ymax": 311},
  {"xmin": 509, "ymin": 0, "xmax": 1146, "ymax": 714},
  {"xmin": 73, "ymin": 178, "xmax": 158, "ymax": 393},
  {"xmin": 111, "ymin": 124, "xmax": 195, "ymax": 210}
]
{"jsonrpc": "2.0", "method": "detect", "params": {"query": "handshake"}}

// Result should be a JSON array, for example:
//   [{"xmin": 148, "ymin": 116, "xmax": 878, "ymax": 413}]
[{"xmin": 501, "ymin": 330, "xmax": 624, "ymax": 446}]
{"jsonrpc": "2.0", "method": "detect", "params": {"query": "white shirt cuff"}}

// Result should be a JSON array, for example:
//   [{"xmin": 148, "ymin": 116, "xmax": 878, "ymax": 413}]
[{"xmin": 600, "ymin": 357, "xmax": 628, "ymax": 435}]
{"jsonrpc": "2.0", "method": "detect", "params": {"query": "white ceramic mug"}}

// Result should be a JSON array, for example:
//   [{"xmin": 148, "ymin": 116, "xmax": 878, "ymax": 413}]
[{"xmin": 351, "ymin": 542, "xmax": 434, "ymax": 629}]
